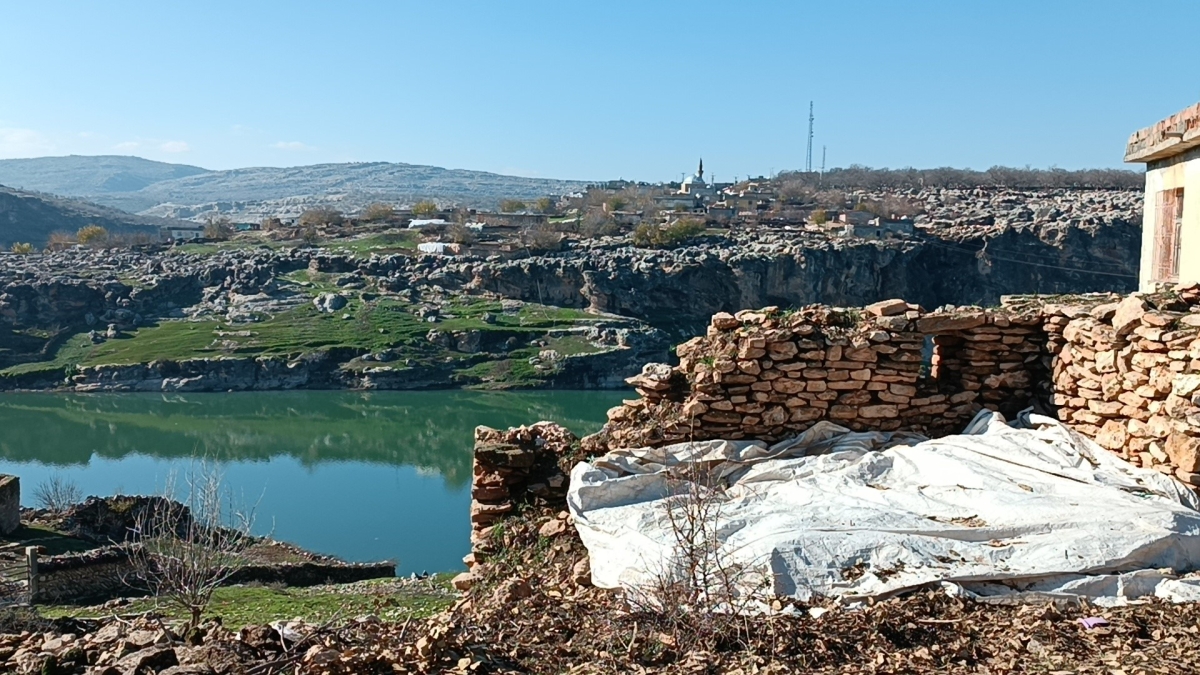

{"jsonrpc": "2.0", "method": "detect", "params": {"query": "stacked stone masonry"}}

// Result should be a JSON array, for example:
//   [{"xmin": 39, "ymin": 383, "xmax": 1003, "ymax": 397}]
[
  {"xmin": 1045, "ymin": 286, "xmax": 1200, "ymax": 487},
  {"xmin": 592, "ymin": 299, "xmax": 1048, "ymax": 450},
  {"xmin": 465, "ymin": 423, "xmax": 578, "ymax": 579},
  {"xmin": 587, "ymin": 287, "xmax": 1200, "ymax": 487}
]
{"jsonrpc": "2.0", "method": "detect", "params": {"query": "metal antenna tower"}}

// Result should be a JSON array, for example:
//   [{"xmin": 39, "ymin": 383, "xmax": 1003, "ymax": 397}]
[
  {"xmin": 806, "ymin": 101, "xmax": 814, "ymax": 173},
  {"xmin": 821, "ymin": 146, "xmax": 826, "ymax": 175}
]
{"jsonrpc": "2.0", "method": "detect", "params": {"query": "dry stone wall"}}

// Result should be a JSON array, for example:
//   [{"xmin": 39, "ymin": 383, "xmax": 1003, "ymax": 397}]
[
  {"xmin": 587, "ymin": 300, "xmax": 1048, "ymax": 450},
  {"xmin": 583, "ymin": 287, "xmax": 1200, "ymax": 483},
  {"xmin": 459, "ymin": 423, "xmax": 578, "ymax": 588},
  {"xmin": 1045, "ymin": 285, "xmax": 1200, "ymax": 487}
]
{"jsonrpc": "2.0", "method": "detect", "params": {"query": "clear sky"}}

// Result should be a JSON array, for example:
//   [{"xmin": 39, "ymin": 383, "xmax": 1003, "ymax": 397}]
[{"xmin": 1, "ymin": 1, "xmax": 1196, "ymax": 182}]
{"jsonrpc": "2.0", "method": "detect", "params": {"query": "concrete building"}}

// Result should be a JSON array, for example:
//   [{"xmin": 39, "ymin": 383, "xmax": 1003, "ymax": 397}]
[
  {"xmin": 1126, "ymin": 101, "xmax": 1200, "ymax": 290},
  {"xmin": 162, "ymin": 224, "xmax": 204, "ymax": 241}
]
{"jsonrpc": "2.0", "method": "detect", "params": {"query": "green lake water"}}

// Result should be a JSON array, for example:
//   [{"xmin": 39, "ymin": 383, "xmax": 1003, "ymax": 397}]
[{"xmin": 0, "ymin": 391, "xmax": 626, "ymax": 574}]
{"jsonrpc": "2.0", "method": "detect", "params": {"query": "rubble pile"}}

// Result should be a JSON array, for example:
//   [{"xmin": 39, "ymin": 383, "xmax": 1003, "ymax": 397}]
[{"xmin": 1046, "ymin": 284, "xmax": 1200, "ymax": 487}]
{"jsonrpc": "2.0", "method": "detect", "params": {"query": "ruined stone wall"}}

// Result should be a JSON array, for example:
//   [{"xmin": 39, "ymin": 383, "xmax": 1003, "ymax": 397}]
[
  {"xmin": 587, "ymin": 300, "xmax": 1048, "ymax": 450},
  {"xmin": 32, "ymin": 545, "xmax": 396, "ymax": 604},
  {"xmin": 0, "ymin": 475, "xmax": 18, "ymax": 536},
  {"xmin": 1045, "ymin": 287, "xmax": 1200, "ymax": 487},
  {"xmin": 459, "ymin": 423, "xmax": 577, "ymax": 588}
]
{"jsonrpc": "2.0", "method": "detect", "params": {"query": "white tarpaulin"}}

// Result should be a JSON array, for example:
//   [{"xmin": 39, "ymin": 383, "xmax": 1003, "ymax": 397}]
[{"xmin": 568, "ymin": 411, "xmax": 1200, "ymax": 605}]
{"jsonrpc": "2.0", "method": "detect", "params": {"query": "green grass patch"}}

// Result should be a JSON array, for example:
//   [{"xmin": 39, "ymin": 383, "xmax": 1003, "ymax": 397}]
[
  {"xmin": 168, "ymin": 239, "xmax": 284, "ymax": 257},
  {"xmin": 326, "ymin": 231, "xmax": 420, "ymax": 257},
  {"xmin": 2, "ymin": 525, "xmax": 95, "ymax": 556},
  {"xmin": 1, "ymin": 296, "xmax": 608, "ymax": 376},
  {"xmin": 37, "ymin": 576, "xmax": 456, "ymax": 628}
]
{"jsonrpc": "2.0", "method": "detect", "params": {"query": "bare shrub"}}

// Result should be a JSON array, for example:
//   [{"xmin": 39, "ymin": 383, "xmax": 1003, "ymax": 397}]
[
  {"xmin": 8, "ymin": 242, "xmax": 33, "ymax": 254},
  {"xmin": 810, "ymin": 208, "xmax": 828, "ymax": 225},
  {"xmin": 500, "ymin": 199, "xmax": 527, "ymax": 213},
  {"xmin": 362, "ymin": 202, "xmax": 396, "ymax": 222},
  {"xmin": 299, "ymin": 207, "xmax": 344, "ymax": 228},
  {"xmin": 260, "ymin": 216, "xmax": 284, "ymax": 231},
  {"xmin": 580, "ymin": 211, "xmax": 619, "ymax": 238},
  {"xmin": 535, "ymin": 197, "xmax": 556, "ymax": 214},
  {"xmin": 127, "ymin": 463, "xmax": 259, "ymax": 629},
  {"xmin": 33, "ymin": 474, "xmax": 83, "ymax": 512},
  {"xmin": 629, "ymin": 456, "xmax": 767, "ymax": 650},
  {"xmin": 46, "ymin": 232, "xmax": 75, "ymax": 251},
  {"xmin": 203, "ymin": 216, "xmax": 234, "ymax": 241},
  {"xmin": 447, "ymin": 223, "xmax": 478, "ymax": 245},
  {"xmin": 519, "ymin": 223, "xmax": 563, "ymax": 252}
]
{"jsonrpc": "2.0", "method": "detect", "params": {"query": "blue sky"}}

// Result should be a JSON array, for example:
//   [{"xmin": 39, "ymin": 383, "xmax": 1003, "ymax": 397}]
[{"xmin": 0, "ymin": 1, "xmax": 1196, "ymax": 181}]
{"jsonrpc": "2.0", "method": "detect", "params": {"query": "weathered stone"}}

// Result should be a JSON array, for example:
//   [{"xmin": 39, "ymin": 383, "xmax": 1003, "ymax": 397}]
[
  {"xmin": 865, "ymin": 298, "xmax": 909, "ymax": 317},
  {"xmin": 1112, "ymin": 295, "xmax": 1147, "ymax": 336},
  {"xmin": 1095, "ymin": 419, "xmax": 1129, "ymax": 451},
  {"xmin": 1166, "ymin": 433, "xmax": 1200, "ymax": 473},
  {"xmin": 859, "ymin": 404, "xmax": 898, "ymax": 419}
]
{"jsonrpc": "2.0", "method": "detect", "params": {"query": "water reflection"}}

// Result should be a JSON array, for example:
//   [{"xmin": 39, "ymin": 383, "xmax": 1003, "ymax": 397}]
[{"xmin": 0, "ymin": 390, "xmax": 622, "ymax": 571}]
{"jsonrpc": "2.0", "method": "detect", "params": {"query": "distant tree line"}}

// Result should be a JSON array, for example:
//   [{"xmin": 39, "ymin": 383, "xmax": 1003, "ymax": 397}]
[{"xmin": 773, "ymin": 165, "xmax": 1143, "ymax": 192}]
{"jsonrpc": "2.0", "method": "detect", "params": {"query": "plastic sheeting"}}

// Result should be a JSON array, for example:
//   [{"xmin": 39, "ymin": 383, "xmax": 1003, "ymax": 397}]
[{"xmin": 568, "ymin": 411, "xmax": 1200, "ymax": 605}]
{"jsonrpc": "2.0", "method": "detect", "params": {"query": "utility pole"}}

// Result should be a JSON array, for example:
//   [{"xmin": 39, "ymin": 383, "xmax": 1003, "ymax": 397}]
[
  {"xmin": 806, "ymin": 101, "xmax": 814, "ymax": 173},
  {"xmin": 821, "ymin": 146, "xmax": 827, "ymax": 175}
]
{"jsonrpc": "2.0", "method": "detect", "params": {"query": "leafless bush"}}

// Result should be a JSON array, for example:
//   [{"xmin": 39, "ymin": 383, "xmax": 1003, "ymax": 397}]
[
  {"xmin": 519, "ymin": 223, "xmax": 563, "ymax": 252},
  {"xmin": 447, "ymin": 223, "xmax": 478, "ymax": 245},
  {"xmin": 628, "ymin": 455, "xmax": 769, "ymax": 651},
  {"xmin": 33, "ymin": 474, "xmax": 83, "ymax": 512},
  {"xmin": 299, "ymin": 207, "xmax": 344, "ymax": 228},
  {"xmin": 126, "ymin": 463, "xmax": 259, "ymax": 629},
  {"xmin": 579, "ymin": 211, "xmax": 619, "ymax": 238},
  {"xmin": 46, "ymin": 232, "xmax": 75, "ymax": 251},
  {"xmin": 203, "ymin": 216, "xmax": 234, "ymax": 240},
  {"xmin": 362, "ymin": 202, "xmax": 396, "ymax": 222}
]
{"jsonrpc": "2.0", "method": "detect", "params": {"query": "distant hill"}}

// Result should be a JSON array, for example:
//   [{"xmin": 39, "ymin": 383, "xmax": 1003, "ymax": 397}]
[
  {"xmin": 0, "ymin": 156, "xmax": 590, "ymax": 220},
  {"xmin": 0, "ymin": 185, "xmax": 175, "ymax": 248},
  {"xmin": 0, "ymin": 155, "xmax": 210, "ymax": 196}
]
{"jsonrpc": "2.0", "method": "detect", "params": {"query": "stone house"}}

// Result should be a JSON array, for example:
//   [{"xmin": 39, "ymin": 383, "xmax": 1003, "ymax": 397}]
[{"xmin": 1126, "ymin": 100, "xmax": 1200, "ymax": 290}]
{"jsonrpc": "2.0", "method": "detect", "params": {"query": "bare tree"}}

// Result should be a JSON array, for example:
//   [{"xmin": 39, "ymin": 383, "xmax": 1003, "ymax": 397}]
[
  {"xmin": 127, "ymin": 463, "xmax": 259, "ymax": 629},
  {"xmin": 299, "ymin": 207, "xmax": 344, "ymax": 228},
  {"xmin": 203, "ymin": 216, "xmax": 234, "ymax": 241},
  {"xmin": 33, "ymin": 474, "xmax": 83, "ymax": 512}
]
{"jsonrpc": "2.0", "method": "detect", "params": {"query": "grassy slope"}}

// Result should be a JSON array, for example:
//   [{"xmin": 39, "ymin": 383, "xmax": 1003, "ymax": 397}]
[
  {"xmin": 1, "ymin": 289, "xmax": 607, "ymax": 388},
  {"xmin": 37, "ymin": 577, "xmax": 456, "ymax": 628}
]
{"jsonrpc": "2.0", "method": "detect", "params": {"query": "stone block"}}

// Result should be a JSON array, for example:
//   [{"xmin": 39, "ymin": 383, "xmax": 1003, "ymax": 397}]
[
  {"xmin": 1166, "ymin": 433, "xmax": 1200, "ymax": 473},
  {"xmin": 865, "ymin": 298, "xmax": 908, "ymax": 317}
]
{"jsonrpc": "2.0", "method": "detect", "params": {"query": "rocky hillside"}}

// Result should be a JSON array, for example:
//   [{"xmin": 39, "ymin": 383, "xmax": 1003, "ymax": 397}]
[
  {"xmin": 0, "ymin": 155, "xmax": 208, "ymax": 196},
  {"xmin": 0, "ymin": 155, "xmax": 590, "ymax": 218},
  {"xmin": 0, "ymin": 185, "xmax": 176, "ymax": 248}
]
